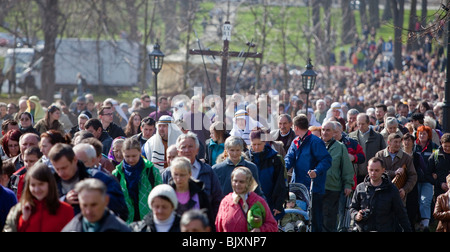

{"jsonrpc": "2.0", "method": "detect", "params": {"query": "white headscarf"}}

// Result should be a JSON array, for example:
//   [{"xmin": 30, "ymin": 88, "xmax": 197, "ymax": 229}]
[
  {"xmin": 229, "ymin": 109, "xmax": 263, "ymax": 145},
  {"xmin": 307, "ymin": 108, "xmax": 321, "ymax": 126},
  {"xmin": 323, "ymin": 102, "xmax": 343, "ymax": 124}
]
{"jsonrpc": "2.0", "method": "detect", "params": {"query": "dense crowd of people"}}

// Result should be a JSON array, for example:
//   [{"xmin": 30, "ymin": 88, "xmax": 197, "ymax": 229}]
[{"xmin": 0, "ymin": 29, "xmax": 450, "ymax": 232}]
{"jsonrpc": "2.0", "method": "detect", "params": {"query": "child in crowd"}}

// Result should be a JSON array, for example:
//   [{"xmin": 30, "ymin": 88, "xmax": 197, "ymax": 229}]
[{"xmin": 280, "ymin": 192, "xmax": 306, "ymax": 232}]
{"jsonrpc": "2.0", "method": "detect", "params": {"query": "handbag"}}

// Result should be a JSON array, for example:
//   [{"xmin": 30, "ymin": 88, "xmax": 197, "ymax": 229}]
[{"xmin": 391, "ymin": 164, "xmax": 407, "ymax": 189}]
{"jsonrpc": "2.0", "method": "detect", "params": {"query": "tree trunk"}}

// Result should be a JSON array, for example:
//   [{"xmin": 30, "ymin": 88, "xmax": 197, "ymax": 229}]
[
  {"xmin": 407, "ymin": 0, "xmax": 418, "ymax": 52},
  {"xmin": 382, "ymin": 0, "xmax": 392, "ymax": 21},
  {"xmin": 391, "ymin": 0, "xmax": 405, "ymax": 71},
  {"xmin": 368, "ymin": 0, "xmax": 380, "ymax": 29},
  {"xmin": 359, "ymin": 0, "xmax": 368, "ymax": 29},
  {"xmin": 38, "ymin": 0, "xmax": 59, "ymax": 102},
  {"xmin": 341, "ymin": 0, "xmax": 356, "ymax": 45}
]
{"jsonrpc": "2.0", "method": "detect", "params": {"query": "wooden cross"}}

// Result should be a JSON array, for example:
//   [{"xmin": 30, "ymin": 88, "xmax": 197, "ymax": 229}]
[{"xmin": 189, "ymin": 21, "xmax": 262, "ymax": 121}]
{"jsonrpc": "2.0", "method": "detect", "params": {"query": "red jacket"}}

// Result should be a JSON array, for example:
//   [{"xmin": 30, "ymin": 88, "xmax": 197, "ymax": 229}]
[
  {"xmin": 215, "ymin": 192, "xmax": 278, "ymax": 232},
  {"xmin": 17, "ymin": 199, "xmax": 74, "ymax": 232}
]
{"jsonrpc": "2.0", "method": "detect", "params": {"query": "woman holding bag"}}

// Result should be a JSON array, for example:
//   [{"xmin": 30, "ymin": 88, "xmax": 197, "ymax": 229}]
[{"xmin": 215, "ymin": 166, "xmax": 277, "ymax": 232}]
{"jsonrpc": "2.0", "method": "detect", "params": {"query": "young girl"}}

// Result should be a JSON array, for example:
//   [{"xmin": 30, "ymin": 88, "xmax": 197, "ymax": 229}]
[
  {"xmin": 3, "ymin": 163, "xmax": 74, "ymax": 232},
  {"xmin": 168, "ymin": 157, "xmax": 213, "ymax": 227},
  {"xmin": 112, "ymin": 138, "xmax": 162, "ymax": 223},
  {"xmin": 124, "ymin": 112, "xmax": 142, "ymax": 137}
]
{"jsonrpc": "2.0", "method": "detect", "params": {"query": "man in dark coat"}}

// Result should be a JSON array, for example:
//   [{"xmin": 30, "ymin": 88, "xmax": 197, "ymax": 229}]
[
  {"xmin": 49, "ymin": 143, "xmax": 128, "ymax": 221},
  {"xmin": 350, "ymin": 157, "xmax": 412, "ymax": 232}
]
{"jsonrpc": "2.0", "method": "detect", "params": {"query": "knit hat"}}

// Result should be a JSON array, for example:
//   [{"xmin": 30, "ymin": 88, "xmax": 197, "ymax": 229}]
[
  {"xmin": 147, "ymin": 184, "xmax": 178, "ymax": 210},
  {"xmin": 289, "ymin": 192, "xmax": 296, "ymax": 202}
]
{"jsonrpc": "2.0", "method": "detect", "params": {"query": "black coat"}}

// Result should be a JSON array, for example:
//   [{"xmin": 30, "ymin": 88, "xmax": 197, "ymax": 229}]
[
  {"xmin": 130, "ymin": 212, "xmax": 181, "ymax": 232},
  {"xmin": 350, "ymin": 173, "xmax": 412, "ymax": 232},
  {"xmin": 428, "ymin": 147, "xmax": 450, "ymax": 197}
]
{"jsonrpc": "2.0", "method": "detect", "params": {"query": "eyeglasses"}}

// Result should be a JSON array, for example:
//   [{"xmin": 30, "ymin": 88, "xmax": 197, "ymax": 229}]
[{"xmin": 102, "ymin": 113, "xmax": 113, "ymax": 116}]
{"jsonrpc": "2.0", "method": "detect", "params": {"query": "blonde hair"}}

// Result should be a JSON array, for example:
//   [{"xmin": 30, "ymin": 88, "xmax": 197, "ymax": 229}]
[{"xmin": 170, "ymin": 156, "xmax": 192, "ymax": 175}]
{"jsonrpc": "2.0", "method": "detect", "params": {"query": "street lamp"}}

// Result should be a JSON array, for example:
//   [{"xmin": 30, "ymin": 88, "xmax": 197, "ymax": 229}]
[
  {"xmin": 301, "ymin": 58, "xmax": 317, "ymax": 116},
  {"xmin": 149, "ymin": 42, "xmax": 165, "ymax": 119}
]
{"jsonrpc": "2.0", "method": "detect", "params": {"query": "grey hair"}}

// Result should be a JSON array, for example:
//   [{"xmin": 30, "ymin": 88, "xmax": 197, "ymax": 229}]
[
  {"xmin": 224, "ymin": 136, "xmax": 244, "ymax": 150},
  {"xmin": 385, "ymin": 117, "xmax": 398, "ymax": 127},
  {"xmin": 347, "ymin": 108, "xmax": 360, "ymax": 116},
  {"xmin": 74, "ymin": 178, "xmax": 107, "ymax": 196},
  {"xmin": 332, "ymin": 121, "xmax": 343, "ymax": 131},
  {"xmin": 176, "ymin": 131, "xmax": 199, "ymax": 150},
  {"xmin": 322, "ymin": 121, "xmax": 337, "ymax": 131},
  {"xmin": 73, "ymin": 143, "xmax": 97, "ymax": 160}
]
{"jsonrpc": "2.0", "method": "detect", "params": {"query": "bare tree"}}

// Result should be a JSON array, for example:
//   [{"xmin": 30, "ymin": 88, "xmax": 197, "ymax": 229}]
[
  {"xmin": 390, "ymin": 0, "xmax": 405, "ymax": 70},
  {"xmin": 36, "ymin": 0, "xmax": 65, "ymax": 102},
  {"xmin": 407, "ymin": 0, "xmax": 419, "ymax": 52},
  {"xmin": 341, "ymin": 0, "xmax": 357, "ymax": 45}
]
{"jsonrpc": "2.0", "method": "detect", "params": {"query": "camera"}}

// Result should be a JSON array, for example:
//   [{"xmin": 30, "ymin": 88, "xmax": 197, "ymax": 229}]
[{"xmin": 361, "ymin": 209, "xmax": 371, "ymax": 221}]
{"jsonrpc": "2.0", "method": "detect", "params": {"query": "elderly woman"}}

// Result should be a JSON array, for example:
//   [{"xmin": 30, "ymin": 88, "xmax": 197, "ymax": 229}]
[
  {"xmin": 229, "ymin": 109, "xmax": 263, "ymax": 145},
  {"xmin": 212, "ymin": 136, "xmax": 264, "ymax": 197},
  {"xmin": 215, "ymin": 166, "xmax": 278, "ymax": 232},
  {"xmin": 323, "ymin": 102, "xmax": 346, "ymax": 127},
  {"xmin": 107, "ymin": 137, "xmax": 125, "ymax": 166},
  {"xmin": 380, "ymin": 117, "xmax": 403, "ymax": 144},
  {"xmin": 414, "ymin": 125, "xmax": 439, "ymax": 232},
  {"xmin": 168, "ymin": 156, "xmax": 214, "ymax": 228},
  {"xmin": 130, "ymin": 184, "xmax": 181, "ymax": 232}
]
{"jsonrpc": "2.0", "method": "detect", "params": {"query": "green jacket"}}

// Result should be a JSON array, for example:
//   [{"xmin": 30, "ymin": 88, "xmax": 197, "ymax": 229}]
[
  {"xmin": 325, "ymin": 139, "xmax": 355, "ymax": 192},
  {"xmin": 112, "ymin": 158, "xmax": 162, "ymax": 224}
]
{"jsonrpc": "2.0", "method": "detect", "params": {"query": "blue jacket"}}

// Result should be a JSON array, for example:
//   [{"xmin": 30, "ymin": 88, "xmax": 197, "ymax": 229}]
[
  {"xmin": 0, "ymin": 186, "xmax": 17, "ymax": 230},
  {"xmin": 247, "ymin": 145, "xmax": 288, "ymax": 212},
  {"xmin": 284, "ymin": 131, "xmax": 332, "ymax": 194},
  {"xmin": 211, "ymin": 156, "xmax": 265, "ymax": 198}
]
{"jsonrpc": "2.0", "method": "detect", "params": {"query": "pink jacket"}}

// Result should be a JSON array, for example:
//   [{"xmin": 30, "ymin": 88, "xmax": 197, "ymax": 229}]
[{"xmin": 215, "ymin": 192, "xmax": 278, "ymax": 232}]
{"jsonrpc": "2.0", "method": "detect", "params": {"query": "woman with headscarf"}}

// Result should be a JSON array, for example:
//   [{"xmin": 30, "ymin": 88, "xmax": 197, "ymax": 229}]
[
  {"xmin": 25, "ymin": 96, "xmax": 45, "ymax": 123},
  {"xmin": 215, "ymin": 166, "xmax": 278, "ymax": 232},
  {"xmin": 18, "ymin": 112, "xmax": 39, "ymax": 135},
  {"xmin": 323, "ymin": 102, "xmax": 346, "ymax": 127},
  {"xmin": 107, "ymin": 137, "xmax": 126, "ymax": 166},
  {"xmin": 229, "ymin": 109, "xmax": 263, "ymax": 145}
]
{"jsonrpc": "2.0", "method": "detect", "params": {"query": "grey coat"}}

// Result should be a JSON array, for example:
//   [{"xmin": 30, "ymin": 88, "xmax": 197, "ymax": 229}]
[{"xmin": 61, "ymin": 210, "xmax": 131, "ymax": 232}]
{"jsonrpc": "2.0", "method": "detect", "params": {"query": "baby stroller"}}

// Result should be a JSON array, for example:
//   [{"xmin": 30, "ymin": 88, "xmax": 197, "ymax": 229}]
[{"xmin": 278, "ymin": 183, "xmax": 311, "ymax": 232}]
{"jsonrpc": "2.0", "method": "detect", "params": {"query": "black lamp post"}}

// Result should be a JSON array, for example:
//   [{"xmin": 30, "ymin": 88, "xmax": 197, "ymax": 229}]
[
  {"xmin": 149, "ymin": 42, "xmax": 165, "ymax": 119},
  {"xmin": 301, "ymin": 58, "xmax": 317, "ymax": 116}
]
